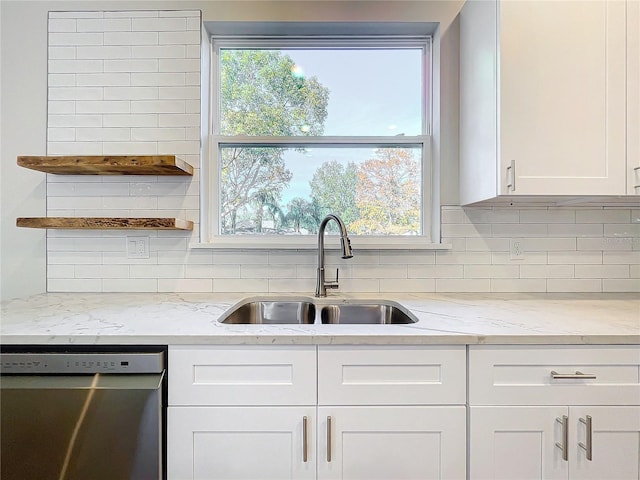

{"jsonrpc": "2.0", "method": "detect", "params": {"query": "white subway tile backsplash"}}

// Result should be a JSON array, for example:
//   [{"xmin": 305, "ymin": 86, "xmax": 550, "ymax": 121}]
[
  {"xmin": 131, "ymin": 72, "xmax": 185, "ymax": 86},
  {"xmin": 574, "ymin": 264, "xmax": 629, "ymax": 279},
  {"xmin": 576, "ymin": 209, "xmax": 631, "ymax": 223},
  {"xmin": 131, "ymin": 100, "xmax": 185, "ymax": 113},
  {"xmin": 104, "ymin": 87, "xmax": 158, "ymax": 100},
  {"xmin": 48, "ymin": 127, "xmax": 75, "ymax": 142},
  {"xmin": 132, "ymin": 45, "xmax": 186, "ymax": 59},
  {"xmin": 49, "ymin": 47, "xmax": 76, "ymax": 59},
  {"xmin": 131, "ymin": 128, "xmax": 185, "ymax": 141},
  {"xmin": 49, "ymin": 19, "xmax": 77, "ymax": 33},
  {"xmin": 602, "ymin": 279, "xmax": 640, "ymax": 292},
  {"xmin": 186, "ymin": 264, "xmax": 240, "ymax": 278},
  {"xmin": 436, "ymin": 278, "xmax": 491, "ymax": 292},
  {"xmin": 45, "ymin": 11, "xmax": 636, "ymax": 294},
  {"xmin": 49, "ymin": 114, "xmax": 102, "ymax": 127},
  {"xmin": 48, "ymin": 279, "xmax": 102, "ymax": 292},
  {"xmin": 547, "ymin": 223, "xmax": 603, "ymax": 237},
  {"xmin": 158, "ymin": 30, "xmax": 199, "ymax": 45},
  {"xmin": 519, "ymin": 209, "xmax": 575, "ymax": 223},
  {"xmin": 492, "ymin": 223, "xmax": 548, "ymax": 237},
  {"xmin": 603, "ymin": 251, "xmax": 640, "ymax": 264},
  {"xmin": 104, "ymin": 59, "xmax": 158, "ymax": 73},
  {"xmin": 520, "ymin": 265, "xmax": 574, "ymax": 278},
  {"xmin": 158, "ymin": 86, "xmax": 199, "ymax": 99},
  {"xmin": 76, "ymin": 73, "xmax": 131, "ymax": 86},
  {"xmin": 464, "ymin": 264, "xmax": 519, "ymax": 278},
  {"xmin": 47, "ymin": 142, "xmax": 103, "ymax": 155},
  {"xmin": 49, "ymin": 59, "xmax": 103, "ymax": 73},
  {"xmin": 76, "ymin": 127, "xmax": 130, "ymax": 141},
  {"xmin": 436, "ymin": 251, "xmax": 491, "ymax": 265},
  {"xmin": 48, "ymin": 101, "xmax": 76, "ymax": 114},
  {"xmin": 604, "ymin": 224, "xmax": 640, "ymax": 237},
  {"xmin": 103, "ymin": 114, "xmax": 158, "ymax": 127},
  {"xmin": 548, "ymin": 251, "xmax": 603, "ymax": 265},
  {"xmin": 491, "ymin": 278, "xmax": 546, "ymax": 292},
  {"xmin": 102, "ymin": 142, "xmax": 158, "ymax": 155},
  {"xmin": 76, "ymin": 100, "xmax": 130, "ymax": 114},
  {"xmin": 77, "ymin": 45, "xmax": 132, "ymax": 59},
  {"xmin": 77, "ymin": 18, "xmax": 131, "ymax": 32},
  {"xmin": 50, "ymin": 12, "xmax": 104, "ymax": 19},
  {"xmin": 408, "ymin": 264, "xmax": 463, "ymax": 278},
  {"xmin": 104, "ymin": 31, "xmax": 158, "ymax": 45},
  {"xmin": 547, "ymin": 279, "xmax": 602, "ymax": 293},
  {"xmin": 49, "ymin": 87, "xmax": 103, "ymax": 100},
  {"xmin": 103, "ymin": 279, "xmax": 158, "ymax": 292},
  {"xmin": 48, "ymin": 74, "xmax": 77, "ymax": 87},
  {"xmin": 132, "ymin": 17, "xmax": 187, "ymax": 31},
  {"xmin": 49, "ymin": 33, "xmax": 103, "ymax": 46},
  {"xmin": 75, "ymin": 264, "xmax": 129, "ymax": 278},
  {"xmin": 130, "ymin": 264, "xmax": 185, "ymax": 278}
]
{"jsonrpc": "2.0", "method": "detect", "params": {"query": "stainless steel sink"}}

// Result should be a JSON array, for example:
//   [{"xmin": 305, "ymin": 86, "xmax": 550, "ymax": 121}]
[
  {"xmin": 320, "ymin": 302, "xmax": 417, "ymax": 324},
  {"xmin": 218, "ymin": 298, "xmax": 417, "ymax": 325},
  {"xmin": 218, "ymin": 300, "xmax": 316, "ymax": 324}
]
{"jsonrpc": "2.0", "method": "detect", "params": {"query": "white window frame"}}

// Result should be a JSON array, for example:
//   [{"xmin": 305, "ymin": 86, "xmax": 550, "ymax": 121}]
[{"xmin": 198, "ymin": 35, "xmax": 443, "ymax": 250}]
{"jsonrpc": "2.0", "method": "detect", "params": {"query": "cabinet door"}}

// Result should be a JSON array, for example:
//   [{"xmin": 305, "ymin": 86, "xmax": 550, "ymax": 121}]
[
  {"xmin": 499, "ymin": 0, "xmax": 627, "ymax": 195},
  {"xmin": 317, "ymin": 406, "xmax": 466, "ymax": 480},
  {"xmin": 470, "ymin": 406, "xmax": 569, "ymax": 480},
  {"xmin": 168, "ymin": 406, "xmax": 316, "ymax": 480},
  {"xmin": 570, "ymin": 406, "xmax": 640, "ymax": 480}
]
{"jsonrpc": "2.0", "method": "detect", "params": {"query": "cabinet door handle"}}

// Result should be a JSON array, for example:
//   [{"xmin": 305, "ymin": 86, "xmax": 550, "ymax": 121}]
[
  {"xmin": 327, "ymin": 416, "xmax": 332, "ymax": 463},
  {"xmin": 506, "ymin": 159, "xmax": 516, "ymax": 191},
  {"xmin": 555, "ymin": 415, "xmax": 569, "ymax": 461},
  {"xmin": 302, "ymin": 416, "xmax": 308, "ymax": 463},
  {"xmin": 579, "ymin": 415, "xmax": 593, "ymax": 461},
  {"xmin": 551, "ymin": 371, "xmax": 597, "ymax": 380}
]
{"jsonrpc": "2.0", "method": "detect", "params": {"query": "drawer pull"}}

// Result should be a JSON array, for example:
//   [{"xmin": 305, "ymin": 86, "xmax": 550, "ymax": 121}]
[
  {"xmin": 327, "ymin": 416, "xmax": 332, "ymax": 462},
  {"xmin": 303, "ymin": 416, "xmax": 308, "ymax": 463},
  {"xmin": 550, "ymin": 371, "xmax": 597, "ymax": 380},
  {"xmin": 579, "ymin": 415, "xmax": 593, "ymax": 461},
  {"xmin": 555, "ymin": 415, "xmax": 569, "ymax": 461}
]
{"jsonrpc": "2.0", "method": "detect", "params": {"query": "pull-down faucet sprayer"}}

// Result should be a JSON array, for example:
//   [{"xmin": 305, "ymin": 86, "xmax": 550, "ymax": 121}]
[{"xmin": 315, "ymin": 214, "xmax": 354, "ymax": 297}]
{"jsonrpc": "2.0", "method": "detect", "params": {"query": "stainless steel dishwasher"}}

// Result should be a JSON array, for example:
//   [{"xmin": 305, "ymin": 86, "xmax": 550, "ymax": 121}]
[{"xmin": 0, "ymin": 347, "xmax": 166, "ymax": 480}]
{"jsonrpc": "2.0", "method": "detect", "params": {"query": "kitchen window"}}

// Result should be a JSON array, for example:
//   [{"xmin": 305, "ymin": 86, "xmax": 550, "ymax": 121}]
[{"xmin": 201, "ymin": 35, "xmax": 438, "ymax": 248}]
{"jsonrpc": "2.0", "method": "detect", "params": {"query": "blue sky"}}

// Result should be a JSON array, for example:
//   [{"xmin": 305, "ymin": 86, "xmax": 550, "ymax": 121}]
[{"xmin": 278, "ymin": 48, "xmax": 423, "ymax": 203}]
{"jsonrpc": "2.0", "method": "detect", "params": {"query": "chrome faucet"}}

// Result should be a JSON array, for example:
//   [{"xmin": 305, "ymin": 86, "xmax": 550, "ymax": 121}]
[{"xmin": 315, "ymin": 214, "xmax": 354, "ymax": 297}]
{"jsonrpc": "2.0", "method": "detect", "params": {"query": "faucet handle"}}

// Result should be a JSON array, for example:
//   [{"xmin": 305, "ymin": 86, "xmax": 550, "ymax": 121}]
[{"xmin": 325, "ymin": 268, "xmax": 340, "ymax": 289}]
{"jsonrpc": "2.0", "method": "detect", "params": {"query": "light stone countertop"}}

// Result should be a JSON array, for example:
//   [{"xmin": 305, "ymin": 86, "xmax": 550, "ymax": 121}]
[{"xmin": 1, "ymin": 292, "xmax": 638, "ymax": 345}]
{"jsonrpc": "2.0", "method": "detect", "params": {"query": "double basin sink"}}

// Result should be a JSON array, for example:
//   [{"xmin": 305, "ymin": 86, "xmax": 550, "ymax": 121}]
[{"xmin": 218, "ymin": 297, "xmax": 418, "ymax": 325}]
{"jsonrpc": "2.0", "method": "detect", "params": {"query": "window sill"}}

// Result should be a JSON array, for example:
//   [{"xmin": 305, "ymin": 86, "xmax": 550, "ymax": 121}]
[{"xmin": 190, "ymin": 236, "xmax": 452, "ymax": 250}]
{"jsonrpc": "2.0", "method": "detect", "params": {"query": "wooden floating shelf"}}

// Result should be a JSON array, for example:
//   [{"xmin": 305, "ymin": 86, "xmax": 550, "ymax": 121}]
[
  {"xmin": 17, "ymin": 155, "xmax": 193, "ymax": 176},
  {"xmin": 16, "ymin": 217, "xmax": 193, "ymax": 231}
]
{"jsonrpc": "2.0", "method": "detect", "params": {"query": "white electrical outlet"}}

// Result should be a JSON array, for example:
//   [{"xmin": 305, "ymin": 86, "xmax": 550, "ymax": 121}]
[
  {"xmin": 127, "ymin": 236, "xmax": 149, "ymax": 259},
  {"xmin": 510, "ymin": 238, "xmax": 524, "ymax": 260}
]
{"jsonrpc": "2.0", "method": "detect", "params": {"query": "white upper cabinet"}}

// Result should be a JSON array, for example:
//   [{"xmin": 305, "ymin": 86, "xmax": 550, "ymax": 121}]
[
  {"xmin": 460, "ymin": 0, "xmax": 634, "ymax": 204},
  {"xmin": 628, "ymin": 0, "xmax": 640, "ymax": 195}
]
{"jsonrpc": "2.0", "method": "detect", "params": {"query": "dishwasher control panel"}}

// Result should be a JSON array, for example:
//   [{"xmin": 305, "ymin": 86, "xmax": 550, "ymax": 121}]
[{"xmin": 0, "ymin": 352, "xmax": 164, "ymax": 374}]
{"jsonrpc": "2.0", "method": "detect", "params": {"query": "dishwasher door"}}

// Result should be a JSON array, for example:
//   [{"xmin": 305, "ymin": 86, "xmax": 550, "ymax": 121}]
[{"xmin": 1, "ymin": 373, "xmax": 163, "ymax": 480}]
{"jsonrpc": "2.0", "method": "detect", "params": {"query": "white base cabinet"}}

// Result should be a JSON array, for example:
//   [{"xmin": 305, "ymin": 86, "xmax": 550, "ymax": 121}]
[
  {"xmin": 167, "ymin": 345, "xmax": 467, "ymax": 480},
  {"xmin": 470, "ymin": 406, "xmax": 640, "ymax": 480},
  {"xmin": 168, "ymin": 406, "xmax": 316, "ymax": 480},
  {"xmin": 468, "ymin": 345, "xmax": 640, "ymax": 480},
  {"xmin": 318, "ymin": 406, "xmax": 466, "ymax": 480}
]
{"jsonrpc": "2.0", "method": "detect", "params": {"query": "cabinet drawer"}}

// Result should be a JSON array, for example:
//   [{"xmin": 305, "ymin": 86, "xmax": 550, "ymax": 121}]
[
  {"xmin": 318, "ymin": 346, "xmax": 466, "ymax": 405},
  {"xmin": 169, "ymin": 346, "xmax": 316, "ymax": 406},
  {"xmin": 469, "ymin": 345, "xmax": 640, "ymax": 405}
]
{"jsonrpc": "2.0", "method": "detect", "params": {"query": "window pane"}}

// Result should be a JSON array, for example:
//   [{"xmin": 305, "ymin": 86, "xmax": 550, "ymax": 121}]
[
  {"xmin": 220, "ymin": 48, "xmax": 424, "ymax": 136},
  {"xmin": 219, "ymin": 145, "xmax": 422, "ymax": 235}
]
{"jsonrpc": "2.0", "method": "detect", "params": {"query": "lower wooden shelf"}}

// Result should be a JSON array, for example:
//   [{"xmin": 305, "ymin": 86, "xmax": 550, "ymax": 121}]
[{"xmin": 16, "ymin": 217, "xmax": 193, "ymax": 230}]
